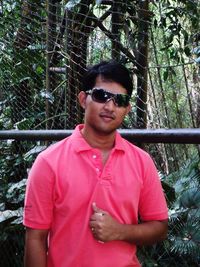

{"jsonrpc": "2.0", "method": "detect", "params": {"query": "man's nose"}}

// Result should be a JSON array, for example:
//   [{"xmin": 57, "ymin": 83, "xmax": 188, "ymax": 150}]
[{"xmin": 103, "ymin": 97, "xmax": 116, "ymax": 109}]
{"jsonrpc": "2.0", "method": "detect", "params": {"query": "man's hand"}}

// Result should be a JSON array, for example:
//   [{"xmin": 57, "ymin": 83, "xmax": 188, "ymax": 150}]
[
  {"xmin": 89, "ymin": 202, "xmax": 168, "ymax": 245},
  {"xmin": 89, "ymin": 202, "xmax": 122, "ymax": 242}
]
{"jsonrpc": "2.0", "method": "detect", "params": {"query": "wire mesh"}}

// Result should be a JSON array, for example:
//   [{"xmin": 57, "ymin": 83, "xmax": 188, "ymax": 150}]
[
  {"xmin": 0, "ymin": 0, "xmax": 200, "ymax": 266},
  {"xmin": 0, "ymin": 139, "xmax": 200, "ymax": 267}
]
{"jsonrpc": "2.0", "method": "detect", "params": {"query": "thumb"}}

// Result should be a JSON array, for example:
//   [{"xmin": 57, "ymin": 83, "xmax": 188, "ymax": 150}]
[{"xmin": 92, "ymin": 202, "xmax": 104, "ymax": 214}]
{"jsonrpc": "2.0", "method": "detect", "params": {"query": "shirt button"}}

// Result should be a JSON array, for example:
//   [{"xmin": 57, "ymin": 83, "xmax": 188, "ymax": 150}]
[{"xmin": 92, "ymin": 155, "xmax": 97, "ymax": 159}]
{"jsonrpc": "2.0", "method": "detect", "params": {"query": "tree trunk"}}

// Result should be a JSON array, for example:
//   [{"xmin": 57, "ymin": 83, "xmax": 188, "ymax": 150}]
[
  {"xmin": 111, "ymin": 0, "xmax": 122, "ymax": 61},
  {"xmin": 136, "ymin": 0, "xmax": 150, "ymax": 129},
  {"xmin": 65, "ymin": 1, "xmax": 92, "ymax": 128}
]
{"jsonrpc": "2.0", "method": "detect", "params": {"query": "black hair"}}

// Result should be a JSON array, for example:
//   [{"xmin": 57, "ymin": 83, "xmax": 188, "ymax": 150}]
[{"xmin": 82, "ymin": 60, "xmax": 133, "ymax": 97}]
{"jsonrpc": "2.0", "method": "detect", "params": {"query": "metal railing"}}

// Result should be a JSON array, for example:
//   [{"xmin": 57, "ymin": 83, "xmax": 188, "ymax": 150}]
[
  {"xmin": 0, "ymin": 130, "xmax": 200, "ymax": 267},
  {"xmin": 0, "ymin": 128, "xmax": 200, "ymax": 143}
]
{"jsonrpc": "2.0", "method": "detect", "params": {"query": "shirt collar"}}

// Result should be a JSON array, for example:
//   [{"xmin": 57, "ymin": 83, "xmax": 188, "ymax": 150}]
[{"xmin": 71, "ymin": 124, "xmax": 126, "ymax": 153}]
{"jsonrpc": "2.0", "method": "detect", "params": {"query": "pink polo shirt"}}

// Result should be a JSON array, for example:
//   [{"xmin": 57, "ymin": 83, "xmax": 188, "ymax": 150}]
[{"xmin": 23, "ymin": 124, "xmax": 168, "ymax": 267}]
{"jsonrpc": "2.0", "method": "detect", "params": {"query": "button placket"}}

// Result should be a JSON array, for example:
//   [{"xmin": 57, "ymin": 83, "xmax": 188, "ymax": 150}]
[
  {"xmin": 91, "ymin": 151, "xmax": 102, "ymax": 176},
  {"xmin": 101, "ymin": 166, "xmax": 112, "ymax": 180}
]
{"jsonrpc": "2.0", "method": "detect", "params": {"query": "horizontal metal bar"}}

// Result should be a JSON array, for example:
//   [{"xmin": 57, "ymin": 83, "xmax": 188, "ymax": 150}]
[
  {"xmin": 120, "ymin": 129, "xmax": 200, "ymax": 144},
  {"xmin": 0, "ymin": 129, "xmax": 200, "ymax": 144},
  {"xmin": 49, "ymin": 67, "xmax": 66, "ymax": 74}
]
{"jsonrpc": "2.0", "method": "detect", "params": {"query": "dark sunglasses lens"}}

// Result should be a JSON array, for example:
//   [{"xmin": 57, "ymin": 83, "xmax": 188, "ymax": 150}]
[
  {"xmin": 115, "ymin": 95, "xmax": 130, "ymax": 107},
  {"xmin": 91, "ymin": 88, "xmax": 130, "ymax": 107},
  {"xmin": 92, "ymin": 89, "xmax": 108, "ymax": 103}
]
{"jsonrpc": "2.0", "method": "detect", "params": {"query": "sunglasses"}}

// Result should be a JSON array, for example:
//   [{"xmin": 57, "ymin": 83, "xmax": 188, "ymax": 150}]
[{"xmin": 85, "ymin": 88, "xmax": 130, "ymax": 107}]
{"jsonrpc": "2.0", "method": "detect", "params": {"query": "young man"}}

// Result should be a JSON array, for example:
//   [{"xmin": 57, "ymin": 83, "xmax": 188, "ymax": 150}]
[{"xmin": 23, "ymin": 60, "xmax": 168, "ymax": 267}]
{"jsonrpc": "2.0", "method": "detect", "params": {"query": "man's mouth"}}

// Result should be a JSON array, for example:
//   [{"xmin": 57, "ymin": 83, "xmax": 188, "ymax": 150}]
[{"xmin": 99, "ymin": 113, "xmax": 115, "ymax": 120}]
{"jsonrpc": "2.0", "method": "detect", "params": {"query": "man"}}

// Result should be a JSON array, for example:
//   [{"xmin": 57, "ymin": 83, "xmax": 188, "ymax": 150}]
[{"xmin": 23, "ymin": 60, "xmax": 168, "ymax": 267}]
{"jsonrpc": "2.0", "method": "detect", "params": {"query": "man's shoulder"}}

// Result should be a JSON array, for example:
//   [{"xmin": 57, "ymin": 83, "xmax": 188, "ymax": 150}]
[
  {"xmin": 122, "ymin": 137, "xmax": 150, "ymax": 159},
  {"xmin": 39, "ymin": 135, "xmax": 72, "ymax": 159}
]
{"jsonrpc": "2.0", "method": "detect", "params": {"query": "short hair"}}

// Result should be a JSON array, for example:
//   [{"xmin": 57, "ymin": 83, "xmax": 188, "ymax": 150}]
[{"xmin": 82, "ymin": 60, "xmax": 133, "ymax": 97}]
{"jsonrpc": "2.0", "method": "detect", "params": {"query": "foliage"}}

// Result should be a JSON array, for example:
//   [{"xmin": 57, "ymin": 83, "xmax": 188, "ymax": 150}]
[
  {"xmin": 0, "ymin": 0, "xmax": 47, "ymax": 131},
  {"xmin": 165, "ymin": 158, "xmax": 200, "ymax": 264},
  {"xmin": 138, "ymin": 157, "xmax": 200, "ymax": 266},
  {"xmin": 149, "ymin": 0, "xmax": 200, "ymax": 129},
  {"xmin": 0, "ymin": 149, "xmax": 26, "ymax": 266},
  {"xmin": 0, "ymin": 2, "xmax": 57, "ymax": 263},
  {"xmin": 0, "ymin": 0, "xmax": 200, "ymax": 266},
  {"xmin": 0, "ymin": 141, "xmax": 46, "ymax": 267}
]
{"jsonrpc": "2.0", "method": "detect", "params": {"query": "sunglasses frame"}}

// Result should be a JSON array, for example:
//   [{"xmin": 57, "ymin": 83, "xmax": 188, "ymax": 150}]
[{"xmin": 85, "ymin": 88, "xmax": 130, "ymax": 107}]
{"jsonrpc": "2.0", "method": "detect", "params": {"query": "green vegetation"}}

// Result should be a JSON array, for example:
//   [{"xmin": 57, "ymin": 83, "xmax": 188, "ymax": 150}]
[
  {"xmin": 0, "ymin": 0, "xmax": 200, "ymax": 266},
  {"xmin": 138, "ymin": 157, "xmax": 200, "ymax": 266}
]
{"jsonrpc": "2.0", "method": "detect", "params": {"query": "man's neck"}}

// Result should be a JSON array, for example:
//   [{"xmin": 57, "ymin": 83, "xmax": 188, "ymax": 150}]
[{"xmin": 81, "ymin": 126, "xmax": 116, "ymax": 152}]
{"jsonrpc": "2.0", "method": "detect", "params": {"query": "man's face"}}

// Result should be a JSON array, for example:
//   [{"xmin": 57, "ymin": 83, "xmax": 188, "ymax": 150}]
[{"xmin": 79, "ymin": 76, "xmax": 131, "ymax": 136}]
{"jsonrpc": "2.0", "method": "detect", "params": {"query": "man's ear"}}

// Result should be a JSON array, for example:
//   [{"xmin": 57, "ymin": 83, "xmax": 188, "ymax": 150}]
[{"xmin": 78, "ymin": 91, "xmax": 87, "ymax": 109}]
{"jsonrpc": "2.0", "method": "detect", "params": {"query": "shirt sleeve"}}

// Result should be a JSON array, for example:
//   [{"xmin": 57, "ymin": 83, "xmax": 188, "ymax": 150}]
[
  {"xmin": 23, "ymin": 154, "xmax": 55, "ymax": 229},
  {"xmin": 138, "ymin": 155, "xmax": 168, "ymax": 221}
]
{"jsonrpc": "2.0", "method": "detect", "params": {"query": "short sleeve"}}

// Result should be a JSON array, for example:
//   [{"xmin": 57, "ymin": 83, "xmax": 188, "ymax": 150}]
[
  {"xmin": 23, "ymin": 154, "xmax": 55, "ymax": 229},
  {"xmin": 139, "ymin": 155, "xmax": 168, "ymax": 221}
]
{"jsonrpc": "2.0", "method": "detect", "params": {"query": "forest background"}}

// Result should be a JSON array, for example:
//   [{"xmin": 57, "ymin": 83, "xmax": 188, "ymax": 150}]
[{"xmin": 0, "ymin": 0, "xmax": 200, "ymax": 266}]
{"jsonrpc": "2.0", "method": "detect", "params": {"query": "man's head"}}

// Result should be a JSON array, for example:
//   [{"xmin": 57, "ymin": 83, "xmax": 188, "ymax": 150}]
[
  {"xmin": 78, "ymin": 60, "xmax": 132, "ymax": 136},
  {"xmin": 82, "ymin": 60, "xmax": 133, "ymax": 97}
]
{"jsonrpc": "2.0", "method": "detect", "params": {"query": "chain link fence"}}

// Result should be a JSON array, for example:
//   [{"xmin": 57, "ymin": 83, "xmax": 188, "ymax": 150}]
[{"xmin": 0, "ymin": 0, "xmax": 200, "ymax": 266}]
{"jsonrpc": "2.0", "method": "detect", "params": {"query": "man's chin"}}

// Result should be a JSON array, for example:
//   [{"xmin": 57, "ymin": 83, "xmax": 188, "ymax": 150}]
[{"xmin": 93, "ymin": 124, "xmax": 119, "ymax": 136}]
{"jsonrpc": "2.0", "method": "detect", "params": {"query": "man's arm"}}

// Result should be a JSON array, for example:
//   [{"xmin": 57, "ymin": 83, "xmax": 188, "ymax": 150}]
[
  {"xmin": 89, "ymin": 203, "xmax": 168, "ymax": 245},
  {"xmin": 115, "ymin": 219, "xmax": 168, "ymax": 245},
  {"xmin": 24, "ymin": 227, "xmax": 49, "ymax": 267}
]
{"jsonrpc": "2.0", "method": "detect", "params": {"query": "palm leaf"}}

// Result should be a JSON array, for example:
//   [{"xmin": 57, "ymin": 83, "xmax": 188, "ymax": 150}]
[{"xmin": 169, "ymin": 219, "xmax": 200, "ymax": 260}]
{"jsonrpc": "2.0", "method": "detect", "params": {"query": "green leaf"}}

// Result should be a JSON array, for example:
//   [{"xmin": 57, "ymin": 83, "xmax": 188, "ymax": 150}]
[
  {"xmin": 65, "ymin": 0, "xmax": 81, "ymax": 10},
  {"xmin": 194, "ymin": 57, "xmax": 200, "ymax": 64},
  {"xmin": 24, "ymin": 145, "xmax": 47, "ymax": 160},
  {"xmin": 96, "ymin": 0, "xmax": 103, "ymax": 4},
  {"xmin": 36, "ymin": 66, "xmax": 44, "ymax": 75},
  {"xmin": 180, "ymin": 188, "xmax": 200, "ymax": 209},
  {"xmin": 40, "ymin": 90, "xmax": 54, "ymax": 103},
  {"xmin": 14, "ymin": 118, "xmax": 34, "ymax": 130},
  {"xmin": 169, "ymin": 219, "xmax": 200, "ymax": 258},
  {"xmin": 193, "ymin": 46, "xmax": 200, "ymax": 55},
  {"xmin": 6, "ymin": 180, "xmax": 26, "ymax": 204}
]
